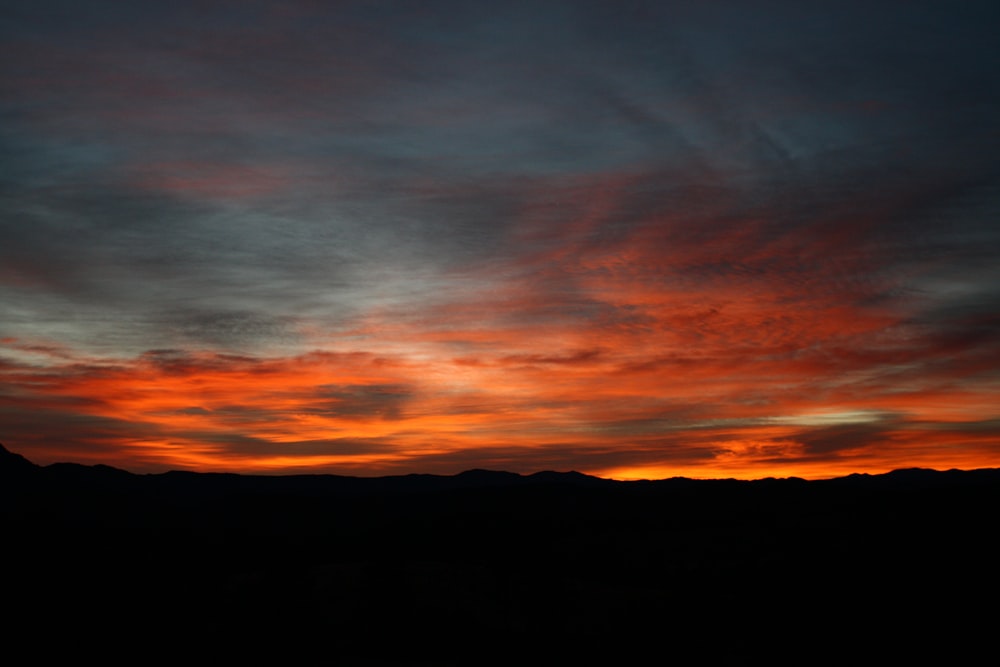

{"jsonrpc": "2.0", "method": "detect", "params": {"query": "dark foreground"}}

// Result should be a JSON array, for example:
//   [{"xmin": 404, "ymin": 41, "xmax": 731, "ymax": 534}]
[{"xmin": 2, "ymin": 443, "xmax": 997, "ymax": 664}]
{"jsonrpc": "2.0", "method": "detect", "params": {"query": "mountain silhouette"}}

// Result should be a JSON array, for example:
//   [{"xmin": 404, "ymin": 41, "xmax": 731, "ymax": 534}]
[
  {"xmin": 0, "ymin": 441, "xmax": 37, "ymax": 476},
  {"xmin": 2, "ymin": 441, "xmax": 996, "ymax": 663}
]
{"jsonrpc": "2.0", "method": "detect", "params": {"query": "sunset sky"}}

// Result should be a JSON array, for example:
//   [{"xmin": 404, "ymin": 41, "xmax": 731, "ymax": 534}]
[{"xmin": 2, "ymin": 0, "xmax": 998, "ymax": 479}]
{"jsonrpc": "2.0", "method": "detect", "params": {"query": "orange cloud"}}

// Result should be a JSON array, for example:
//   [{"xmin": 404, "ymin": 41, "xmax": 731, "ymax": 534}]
[{"xmin": 2, "ymin": 166, "xmax": 998, "ymax": 478}]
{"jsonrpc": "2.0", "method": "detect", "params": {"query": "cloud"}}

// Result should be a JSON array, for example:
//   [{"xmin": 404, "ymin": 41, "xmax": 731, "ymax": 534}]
[
  {"xmin": 311, "ymin": 384, "xmax": 414, "ymax": 420},
  {"xmin": 167, "ymin": 310, "xmax": 298, "ymax": 349},
  {"xmin": 792, "ymin": 421, "xmax": 902, "ymax": 457},
  {"xmin": 1, "ymin": 1, "xmax": 998, "ymax": 477}
]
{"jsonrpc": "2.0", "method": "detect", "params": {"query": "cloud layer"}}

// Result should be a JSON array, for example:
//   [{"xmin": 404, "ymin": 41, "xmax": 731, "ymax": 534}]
[{"xmin": 2, "ymin": 1, "xmax": 998, "ymax": 477}]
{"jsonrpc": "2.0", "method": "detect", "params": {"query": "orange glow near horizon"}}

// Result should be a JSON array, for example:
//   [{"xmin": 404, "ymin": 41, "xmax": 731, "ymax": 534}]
[
  {"xmin": 3, "ymin": 301, "xmax": 998, "ymax": 477},
  {"xmin": 1, "ymin": 176, "xmax": 998, "ymax": 480},
  {"xmin": 3, "ymin": 181, "xmax": 999, "ymax": 479}
]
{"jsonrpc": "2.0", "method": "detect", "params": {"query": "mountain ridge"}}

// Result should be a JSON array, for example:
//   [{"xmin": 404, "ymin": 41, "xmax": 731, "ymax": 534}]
[
  {"xmin": 3, "ymin": 440, "xmax": 997, "ymax": 662},
  {"xmin": 3, "ymin": 441, "xmax": 999, "ymax": 495}
]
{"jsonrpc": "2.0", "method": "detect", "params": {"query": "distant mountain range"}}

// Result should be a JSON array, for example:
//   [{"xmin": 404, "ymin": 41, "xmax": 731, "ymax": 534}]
[
  {"xmin": 4, "ymin": 441, "xmax": 998, "ymax": 495},
  {"xmin": 3, "ymin": 440, "xmax": 997, "ymax": 663}
]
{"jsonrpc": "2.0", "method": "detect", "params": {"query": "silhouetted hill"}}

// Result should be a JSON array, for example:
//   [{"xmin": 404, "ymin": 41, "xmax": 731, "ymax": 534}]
[
  {"xmin": 2, "ymin": 441, "xmax": 997, "ymax": 663},
  {"xmin": 4, "ymin": 441, "xmax": 996, "ymax": 495},
  {"xmin": 0, "ymin": 440, "xmax": 37, "ymax": 477}
]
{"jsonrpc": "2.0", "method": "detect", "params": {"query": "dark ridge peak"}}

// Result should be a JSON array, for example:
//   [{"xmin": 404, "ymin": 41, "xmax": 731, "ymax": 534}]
[
  {"xmin": 0, "ymin": 441, "xmax": 38, "ymax": 474},
  {"xmin": 454, "ymin": 469, "xmax": 611, "ymax": 489},
  {"xmin": 749, "ymin": 475, "xmax": 809, "ymax": 485},
  {"xmin": 821, "ymin": 466, "xmax": 1000, "ymax": 490},
  {"xmin": 44, "ymin": 461, "xmax": 131, "ymax": 476},
  {"xmin": 529, "ymin": 469, "xmax": 586, "ymax": 479},
  {"xmin": 888, "ymin": 466, "xmax": 1000, "ymax": 479}
]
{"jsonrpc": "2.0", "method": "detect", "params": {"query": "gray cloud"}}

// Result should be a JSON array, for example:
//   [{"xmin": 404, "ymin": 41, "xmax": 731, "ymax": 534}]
[
  {"xmin": 793, "ymin": 421, "xmax": 901, "ymax": 457},
  {"xmin": 311, "ymin": 384, "xmax": 414, "ymax": 420},
  {"xmin": 166, "ymin": 309, "xmax": 297, "ymax": 349}
]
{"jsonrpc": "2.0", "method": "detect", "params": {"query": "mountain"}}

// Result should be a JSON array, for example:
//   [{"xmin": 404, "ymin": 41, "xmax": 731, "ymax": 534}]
[
  {"xmin": 2, "ymin": 441, "xmax": 997, "ymax": 663},
  {"xmin": 0, "ymin": 441, "xmax": 37, "ymax": 476},
  {"xmin": 3, "ymin": 441, "xmax": 996, "ymax": 493}
]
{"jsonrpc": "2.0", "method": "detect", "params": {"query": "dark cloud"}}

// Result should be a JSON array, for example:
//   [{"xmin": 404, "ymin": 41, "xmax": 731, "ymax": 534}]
[
  {"xmin": 499, "ymin": 349, "xmax": 603, "ymax": 367},
  {"xmin": 168, "ymin": 431, "xmax": 400, "ymax": 461},
  {"xmin": 793, "ymin": 421, "xmax": 903, "ymax": 457},
  {"xmin": 311, "ymin": 384, "xmax": 414, "ymax": 420},
  {"xmin": 168, "ymin": 310, "xmax": 296, "ymax": 348}
]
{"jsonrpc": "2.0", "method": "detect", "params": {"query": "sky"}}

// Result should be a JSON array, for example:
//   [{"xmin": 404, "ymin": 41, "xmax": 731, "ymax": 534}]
[{"xmin": 1, "ymin": 0, "xmax": 998, "ymax": 479}]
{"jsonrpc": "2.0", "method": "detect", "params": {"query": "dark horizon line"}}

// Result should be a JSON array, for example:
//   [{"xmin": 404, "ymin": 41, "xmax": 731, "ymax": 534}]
[{"xmin": 3, "ymin": 441, "xmax": 997, "ymax": 485}]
